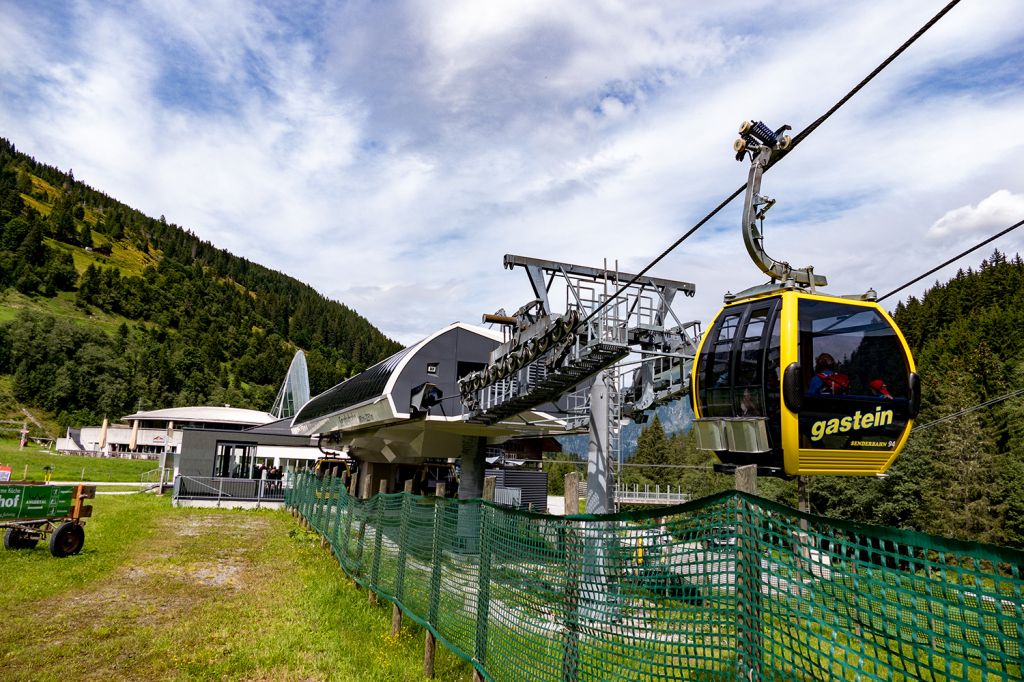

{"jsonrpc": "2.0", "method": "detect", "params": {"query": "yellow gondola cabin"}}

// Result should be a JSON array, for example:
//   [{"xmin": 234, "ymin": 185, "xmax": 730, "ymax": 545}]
[{"xmin": 691, "ymin": 289, "xmax": 919, "ymax": 476}]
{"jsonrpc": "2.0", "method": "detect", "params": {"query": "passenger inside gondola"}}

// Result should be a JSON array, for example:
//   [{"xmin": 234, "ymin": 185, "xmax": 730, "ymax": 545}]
[{"xmin": 807, "ymin": 353, "xmax": 850, "ymax": 396}]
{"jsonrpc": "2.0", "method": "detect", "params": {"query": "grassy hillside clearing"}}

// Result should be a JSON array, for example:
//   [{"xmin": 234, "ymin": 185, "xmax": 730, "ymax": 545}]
[{"xmin": 0, "ymin": 288, "xmax": 127, "ymax": 334}]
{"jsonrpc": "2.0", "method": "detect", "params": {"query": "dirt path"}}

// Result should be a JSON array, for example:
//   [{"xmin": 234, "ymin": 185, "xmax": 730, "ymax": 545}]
[
  {"xmin": 0, "ymin": 502, "xmax": 470, "ymax": 682},
  {"xmin": 20, "ymin": 407, "xmax": 46, "ymax": 433},
  {"xmin": 1, "ymin": 512, "xmax": 279, "ymax": 681}
]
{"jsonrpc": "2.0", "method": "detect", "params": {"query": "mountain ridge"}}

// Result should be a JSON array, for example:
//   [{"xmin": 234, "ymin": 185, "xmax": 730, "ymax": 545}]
[{"xmin": 0, "ymin": 136, "xmax": 401, "ymax": 432}]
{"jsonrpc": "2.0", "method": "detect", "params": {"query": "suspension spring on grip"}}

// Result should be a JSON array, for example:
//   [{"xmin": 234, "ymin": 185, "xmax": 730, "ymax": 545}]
[{"xmin": 733, "ymin": 120, "xmax": 791, "ymax": 160}]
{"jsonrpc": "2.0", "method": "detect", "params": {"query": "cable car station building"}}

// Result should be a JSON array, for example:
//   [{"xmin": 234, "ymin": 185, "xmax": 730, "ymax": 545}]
[{"xmin": 290, "ymin": 322, "xmax": 571, "ymax": 502}]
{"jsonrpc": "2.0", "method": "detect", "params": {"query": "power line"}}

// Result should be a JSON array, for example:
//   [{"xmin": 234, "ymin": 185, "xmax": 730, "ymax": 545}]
[
  {"xmin": 877, "ymin": 218, "xmax": 1024, "ymax": 303},
  {"xmin": 579, "ymin": 0, "xmax": 964, "ymax": 328},
  {"xmin": 911, "ymin": 387, "xmax": 1024, "ymax": 433}
]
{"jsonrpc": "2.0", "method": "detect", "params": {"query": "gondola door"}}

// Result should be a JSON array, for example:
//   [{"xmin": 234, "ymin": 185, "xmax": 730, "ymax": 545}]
[{"xmin": 693, "ymin": 295, "xmax": 784, "ymax": 472}]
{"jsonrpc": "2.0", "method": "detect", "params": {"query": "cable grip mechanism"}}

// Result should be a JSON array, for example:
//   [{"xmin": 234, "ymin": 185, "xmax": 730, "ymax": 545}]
[{"xmin": 733, "ymin": 120, "xmax": 826, "ymax": 289}]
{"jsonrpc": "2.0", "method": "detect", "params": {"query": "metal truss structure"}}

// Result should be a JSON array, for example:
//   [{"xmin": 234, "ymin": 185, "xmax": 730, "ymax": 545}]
[{"xmin": 460, "ymin": 254, "xmax": 701, "ymax": 493}]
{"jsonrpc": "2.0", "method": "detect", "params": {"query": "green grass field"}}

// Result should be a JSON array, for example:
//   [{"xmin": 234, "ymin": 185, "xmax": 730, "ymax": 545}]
[
  {"xmin": 0, "ymin": 438, "xmax": 157, "ymax": 482},
  {"xmin": 0, "ymin": 494, "xmax": 469, "ymax": 681}
]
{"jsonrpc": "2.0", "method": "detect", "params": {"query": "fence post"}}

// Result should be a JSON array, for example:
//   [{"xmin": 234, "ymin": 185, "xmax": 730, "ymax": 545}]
[
  {"xmin": 312, "ymin": 476, "xmax": 323, "ymax": 531},
  {"xmin": 355, "ymin": 478, "xmax": 372, "ymax": 575},
  {"xmin": 561, "ymin": 471, "xmax": 581, "ymax": 681},
  {"xmin": 303, "ymin": 473, "xmax": 311, "ymax": 524},
  {"xmin": 473, "ymin": 476, "xmax": 497, "ymax": 682},
  {"xmin": 329, "ymin": 478, "xmax": 346, "ymax": 560},
  {"xmin": 561, "ymin": 512, "xmax": 581, "ymax": 681},
  {"xmin": 734, "ymin": 464, "xmax": 762, "ymax": 680},
  {"xmin": 320, "ymin": 474, "xmax": 333, "ymax": 549},
  {"xmin": 342, "ymin": 475, "xmax": 358, "ymax": 573},
  {"xmin": 321, "ymin": 475, "xmax": 330, "ymax": 533},
  {"xmin": 425, "ymin": 482, "xmax": 446, "ymax": 678},
  {"xmin": 303, "ymin": 473, "xmax": 313, "ymax": 528},
  {"xmin": 369, "ymin": 479, "xmax": 388, "ymax": 606},
  {"xmin": 332, "ymin": 475, "xmax": 345, "ymax": 544},
  {"xmin": 391, "ymin": 479, "xmax": 414, "ymax": 637},
  {"xmin": 565, "ymin": 472, "xmax": 579, "ymax": 515},
  {"xmin": 310, "ymin": 476, "xmax": 319, "ymax": 529}
]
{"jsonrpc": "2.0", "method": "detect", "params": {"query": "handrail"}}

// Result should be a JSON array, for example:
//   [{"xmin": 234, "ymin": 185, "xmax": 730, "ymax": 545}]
[
  {"xmin": 178, "ymin": 476, "xmax": 228, "ymax": 496},
  {"xmin": 614, "ymin": 483, "xmax": 690, "ymax": 505},
  {"xmin": 172, "ymin": 475, "xmax": 285, "ymax": 502},
  {"xmin": 139, "ymin": 467, "xmax": 172, "ymax": 483}
]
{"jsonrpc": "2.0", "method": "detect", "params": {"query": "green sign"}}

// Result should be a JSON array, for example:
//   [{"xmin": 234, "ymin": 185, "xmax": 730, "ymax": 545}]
[{"xmin": 0, "ymin": 484, "xmax": 74, "ymax": 521}]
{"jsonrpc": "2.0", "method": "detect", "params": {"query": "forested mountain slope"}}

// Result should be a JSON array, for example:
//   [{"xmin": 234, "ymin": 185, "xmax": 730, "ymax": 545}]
[
  {"xmin": 0, "ymin": 137, "xmax": 401, "ymax": 432},
  {"xmin": 812, "ymin": 250, "xmax": 1024, "ymax": 547}
]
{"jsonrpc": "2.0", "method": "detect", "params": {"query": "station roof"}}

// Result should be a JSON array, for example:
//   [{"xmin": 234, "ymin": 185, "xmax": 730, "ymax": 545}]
[
  {"xmin": 245, "ymin": 417, "xmax": 307, "ymax": 437},
  {"xmin": 293, "ymin": 322, "xmax": 502, "ymax": 429},
  {"xmin": 121, "ymin": 406, "xmax": 277, "ymax": 426}
]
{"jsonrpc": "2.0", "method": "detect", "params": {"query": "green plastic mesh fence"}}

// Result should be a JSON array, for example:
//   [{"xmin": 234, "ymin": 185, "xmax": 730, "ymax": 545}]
[{"xmin": 285, "ymin": 472, "xmax": 1024, "ymax": 681}]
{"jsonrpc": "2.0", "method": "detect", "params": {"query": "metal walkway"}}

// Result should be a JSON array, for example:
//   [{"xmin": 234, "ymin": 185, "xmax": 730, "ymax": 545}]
[{"xmin": 468, "ymin": 342, "xmax": 628, "ymax": 425}]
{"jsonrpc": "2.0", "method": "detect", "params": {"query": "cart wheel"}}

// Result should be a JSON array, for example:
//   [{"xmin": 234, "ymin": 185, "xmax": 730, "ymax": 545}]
[
  {"xmin": 4, "ymin": 528, "xmax": 38, "ymax": 550},
  {"xmin": 49, "ymin": 522, "xmax": 85, "ymax": 557}
]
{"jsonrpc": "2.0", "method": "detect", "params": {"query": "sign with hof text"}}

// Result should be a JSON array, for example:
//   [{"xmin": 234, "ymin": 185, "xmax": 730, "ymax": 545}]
[{"xmin": 0, "ymin": 484, "xmax": 75, "ymax": 521}]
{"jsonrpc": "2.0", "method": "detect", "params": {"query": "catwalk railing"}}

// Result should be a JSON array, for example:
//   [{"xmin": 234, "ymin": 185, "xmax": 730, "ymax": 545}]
[
  {"xmin": 286, "ymin": 471, "xmax": 1024, "ymax": 681},
  {"xmin": 615, "ymin": 483, "xmax": 690, "ymax": 506},
  {"xmin": 175, "ymin": 475, "xmax": 285, "ymax": 504}
]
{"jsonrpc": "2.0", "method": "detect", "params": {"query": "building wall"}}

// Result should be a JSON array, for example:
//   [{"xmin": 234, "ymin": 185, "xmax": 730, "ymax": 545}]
[
  {"xmin": 58, "ymin": 425, "xmax": 181, "ymax": 455},
  {"xmin": 486, "ymin": 468, "xmax": 548, "ymax": 512},
  {"xmin": 392, "ymin": 327, "xmax": 495, "ymax": 418},
  {"xmin": 177, "ymin": 428, "xmax": 319, "ymax": 478}
]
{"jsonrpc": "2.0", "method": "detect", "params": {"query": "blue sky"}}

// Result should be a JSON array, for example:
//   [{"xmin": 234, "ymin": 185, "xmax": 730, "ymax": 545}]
[{"xmin": 2, "ymin": 0, "xmax": 1023, "ymax": 344}]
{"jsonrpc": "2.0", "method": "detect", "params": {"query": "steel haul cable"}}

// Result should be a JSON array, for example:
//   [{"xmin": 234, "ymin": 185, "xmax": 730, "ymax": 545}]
[
  {"xmin": 578, "ymin": 0, "xmax": 964, "ymax": 328},
  {"xmin": 911, "ymin": 387, "xmax": 1024, "ymax": 433},
  {"xmin": 877, "ymin": 218, "xmax": 1024, "ymax": 303}
]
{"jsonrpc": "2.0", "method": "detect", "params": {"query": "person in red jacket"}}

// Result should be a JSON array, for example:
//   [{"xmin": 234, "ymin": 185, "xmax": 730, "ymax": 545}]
[
  {"xmin": 807, "ymin": 353, "xmax": 850, "ymax": 396},
  {"xmin": 868, "ymin": 378, "xmax": 894, "ymax": 399}
]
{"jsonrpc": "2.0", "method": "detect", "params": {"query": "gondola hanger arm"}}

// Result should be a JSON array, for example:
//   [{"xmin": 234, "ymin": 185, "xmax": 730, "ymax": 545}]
[{"xmin": 735, "ymin": 120, "xmax": 827, "ymax": 289}]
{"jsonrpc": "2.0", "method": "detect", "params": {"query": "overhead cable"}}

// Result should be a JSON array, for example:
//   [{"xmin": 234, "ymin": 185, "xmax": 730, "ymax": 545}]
[
  {"xmin": 579, "ymin": 0, "xmax": 964, "ymax": 327},
  {"xmin": 877, "ymin": 218, "xmax": 1024, "ymax": 303},
  {"xmin": 911, "ymin": 387, "xmax": 1024, "ymax": 433}
]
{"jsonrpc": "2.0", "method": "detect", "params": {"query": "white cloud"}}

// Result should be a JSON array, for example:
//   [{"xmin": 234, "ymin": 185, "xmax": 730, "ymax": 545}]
[
  {"xmin": 2, "ymin": 0, "xmax": 1024, "ymax": 345},
  {"xmin": 928, "ymin": 190, "xmax": 1024, "ymax": 239}
]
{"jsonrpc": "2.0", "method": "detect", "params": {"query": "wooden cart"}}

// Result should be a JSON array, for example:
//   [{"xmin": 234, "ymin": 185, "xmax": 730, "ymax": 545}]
[{"xmin": 0, "ymin": 483, "xmax": 96, "ymax": 557}]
